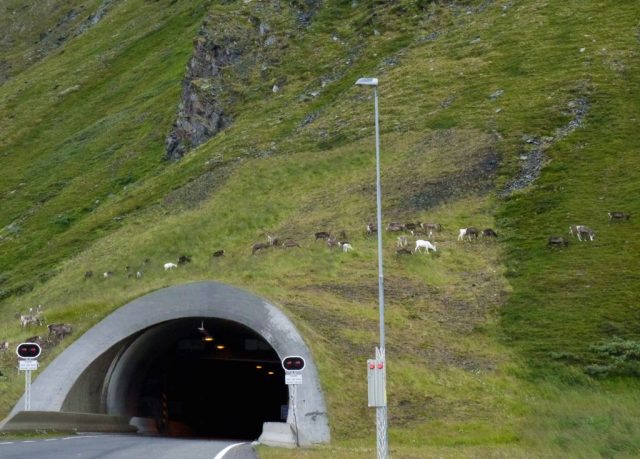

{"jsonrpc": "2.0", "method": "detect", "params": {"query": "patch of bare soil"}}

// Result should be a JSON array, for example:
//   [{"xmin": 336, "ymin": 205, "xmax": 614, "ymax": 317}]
[
  {"xmin": 162, "ymin": 163, "xmax": 236, "ymax": 210},
  {"xmin": 408, "ymin": 149, "xmax": 499, "ymax": 210},
  {"xmin": 282, "ymin": 300, "xmax": 375, "ymax": 357}
]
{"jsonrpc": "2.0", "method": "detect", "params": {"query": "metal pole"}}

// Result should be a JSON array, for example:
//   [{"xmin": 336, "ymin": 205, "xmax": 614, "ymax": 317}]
[
  {"xmin": 24, "ymin": 369, "xmax": 31, "ymax": 411},
  {"xmin": 373, "ymin": 86, "xmax": 389, "ymax": 459}
]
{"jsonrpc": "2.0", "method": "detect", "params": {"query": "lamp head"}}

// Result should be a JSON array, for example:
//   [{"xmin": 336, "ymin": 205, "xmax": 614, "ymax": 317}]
[{"xmin": 355, "ymin": 77, "xmax": 378, "ymax": 86}]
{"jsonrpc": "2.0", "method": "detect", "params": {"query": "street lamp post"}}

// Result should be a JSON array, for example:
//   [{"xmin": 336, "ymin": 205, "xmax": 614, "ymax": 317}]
[{"xmin": 356, "ymin": 77, "xmax": 388, "ymax": 459}]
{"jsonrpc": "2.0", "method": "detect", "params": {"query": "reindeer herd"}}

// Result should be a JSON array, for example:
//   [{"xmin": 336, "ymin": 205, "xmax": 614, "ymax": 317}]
[
  {"xmin": 547, "ymin": 211, "xmax": 631, "ymax": 248},
  {"xmin": 0, "ymin": 304, "xmax": 74, "ymax": 363},
  {"xmin": 1, "ymin": 210, "xmax": 628, "ymax": 365}
]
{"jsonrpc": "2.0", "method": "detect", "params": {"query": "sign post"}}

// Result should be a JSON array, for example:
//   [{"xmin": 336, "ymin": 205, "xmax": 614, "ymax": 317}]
[
  {"xmin": 16, "ymin": 343, "xmax": 41, "ymax": 411},
  {"xmin": 282, "ymin": 356, "xmax": 305, "ymax": 447}
]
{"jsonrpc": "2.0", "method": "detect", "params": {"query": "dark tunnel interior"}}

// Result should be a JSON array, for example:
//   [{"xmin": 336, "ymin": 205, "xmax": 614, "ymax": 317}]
[{"xmin": 131, "ymin": 318, "xmax": 288, "ymax": 439}]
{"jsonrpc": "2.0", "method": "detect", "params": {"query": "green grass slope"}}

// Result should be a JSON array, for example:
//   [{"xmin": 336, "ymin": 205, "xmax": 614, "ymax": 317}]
[{"xmin": 1, "ymin": 1, "xmax": 640, "ymax": 457}]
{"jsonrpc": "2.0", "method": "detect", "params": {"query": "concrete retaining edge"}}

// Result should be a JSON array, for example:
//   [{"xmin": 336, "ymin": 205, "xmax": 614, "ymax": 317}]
[{"xmin": 0, "ymin": 411, "xmax": 137, "ymax": 433}]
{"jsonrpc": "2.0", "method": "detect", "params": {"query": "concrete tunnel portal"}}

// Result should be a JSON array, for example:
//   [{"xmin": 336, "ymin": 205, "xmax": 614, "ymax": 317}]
[
  {"xmin": 104, "ymin": 318, "xmax": 289, "ymax": 438},
  {"xmin": 4, "ymin": 282, "xmax": 330, "ymax": 446}
]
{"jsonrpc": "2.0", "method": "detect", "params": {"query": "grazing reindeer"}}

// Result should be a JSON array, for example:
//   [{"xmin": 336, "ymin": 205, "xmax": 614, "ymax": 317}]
[
  {"xmin": 178, "ymin": 255, "xmax": 192, "ymax": 265},
  {"xmin": 252, "ymin": 242, "xmax": 269, "ymax": 255},
  {"xmin": 366, "ymin": 222, "xmax": 377, "ymax": 236},
  {"xmin": 415, "ymin": 240, "xmax": 437, "ymax": 254},
  {"xmin": 326, "ymin": 237, "xmax": 339, "ymax": 248},
  {"xmin": 458, "ymin": 227, "xmax": 479, "ymax": 241},
  {"xmin": 482, "ymin": 228, "xmax": 498, "ymax": 238},
  {"xmin": 548, "ymin": 236, "xmax": 569, "ymax": 248},
  {"xmin": 315, "ymin": 231, "xmax": 331, "ymax": 240},
  {"xmin": 341, "ymin": 243, "xmax": 354, "ymax": 252},
  {"xmin": 608, "ymin": 211, "xmax": 630, "ymax": 221},
  {"xmin": 397, "ymin": 236, "xmax": 409, "ymax": 248},
  {"xmin": 421, "ymin": 222, "xmax": 442, "ymax": 232},
  {"xmin": 570, "ymin": 225, "xmax": 595, "ymax": 241},
  {"xmin": 48, "ymin": 323, "xmax": 73, "ymax": 341}
]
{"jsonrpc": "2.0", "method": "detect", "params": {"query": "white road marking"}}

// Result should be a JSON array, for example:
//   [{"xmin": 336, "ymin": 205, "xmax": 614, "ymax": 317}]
[
  {"xmin": 0, "ymin": 442, "xmax": 15, "ymax": 445},
  {"xmin": 213, "ymin": 442, "xmax": 248, "ymax": 459},
  {"xmin": 62, "ymin": 435, "xmax": 109, "ymax": 441},
  {"xmin": 44, "ymin": 438, "xmax": 59, "ymax": 441}
]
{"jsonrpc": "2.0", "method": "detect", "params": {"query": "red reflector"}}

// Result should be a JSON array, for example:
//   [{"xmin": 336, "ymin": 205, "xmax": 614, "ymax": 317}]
[
  {"xmin": 369, "ymin": 363, "xmax": 375, "ymax": 369},
  {"xmin": 377, "ymin": 363, "xmax": 384, "ymax": 369}
]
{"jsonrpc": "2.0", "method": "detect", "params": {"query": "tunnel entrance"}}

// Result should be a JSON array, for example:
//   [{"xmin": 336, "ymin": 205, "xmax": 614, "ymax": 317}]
[
  {"xmin": 117, "ymin": 318, "xmax": 288, "ymax": 439},
  {"xmin": 7, "ymin": 282, "xmax": 330, "ymax": 445}
]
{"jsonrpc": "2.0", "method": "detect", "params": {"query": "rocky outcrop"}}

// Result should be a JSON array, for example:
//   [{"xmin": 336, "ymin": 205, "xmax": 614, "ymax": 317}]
[
  {"xmin": 164, "ymin": 32, "xmax": 237, "ymax": 161},
  {"xmin": 165, "ymin": 1, "xmax": 323, "ymax": 161}
]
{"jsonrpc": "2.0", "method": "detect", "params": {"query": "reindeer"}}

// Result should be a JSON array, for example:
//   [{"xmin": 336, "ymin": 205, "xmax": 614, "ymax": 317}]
[
  {"xmin": 252, "ymin": 242, "xmax": 270, "ymax": 255},
  {"xmin": 48, "ymin": 324, "xmax": 73, "ymax": 341},
  {"xmin": 482, "ymin": 228, "xmax": 498, "ymax": 238},
  {"xmin": 315, "ymin": 231, "xmax": 331, "ymax": 241},
  {"xmin": 548, "ymin": 236, "xmax": 569, "ymax": 248},
  {"xmin": 326, "ymin": 237, "xmax": 339, "ymax": 248},
  {"xmin": 366, "ymin": 222, "xmax": 377, "ymax": 236},
  {"xmin": 281, "ymin": 239, "xmax": 301, "ymax": 248},
  {"xmin": 415, "ymin": 240, "xmax": 437, "ymax": 254},
  {"xmin": 570, "ymin": 225, "xmax": 595, "ymax": 241},
  {"xmin": 177, "ymin": 255, "xmax": 192, "ymax": 265},
  {"xmin": 608, "ymin": 211, "xmax": 630, "ymax": 221}
]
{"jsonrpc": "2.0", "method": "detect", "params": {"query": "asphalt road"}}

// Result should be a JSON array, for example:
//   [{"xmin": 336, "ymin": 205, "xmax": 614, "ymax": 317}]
[{"xmin": 0, "ymin": 434, "xmax": 257, "ymax": 459}]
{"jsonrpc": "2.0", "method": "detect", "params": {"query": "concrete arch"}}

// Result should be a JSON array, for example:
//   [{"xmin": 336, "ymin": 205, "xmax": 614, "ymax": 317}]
[{"xmin": 8, "ymin": 281, "xmax": 330, "ymax": 445}]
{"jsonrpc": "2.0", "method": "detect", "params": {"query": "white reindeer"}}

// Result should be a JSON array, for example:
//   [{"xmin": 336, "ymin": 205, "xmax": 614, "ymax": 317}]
[
  {"xmin": 164, "ymin": 262, "xmax": 178, "ymax": 271},
  {"xmin": 341, "ymin": 243, "xmax": 353, "ymax": 252},
  {"xmin": 415, "ymin": 239, "xmax": 437, "ymax": 254}
]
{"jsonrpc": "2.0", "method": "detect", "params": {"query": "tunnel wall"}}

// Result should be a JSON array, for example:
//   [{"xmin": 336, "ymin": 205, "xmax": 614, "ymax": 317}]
[{"xmin": 6, "ymin": 281, "xmax": 330, "ymax": 445}]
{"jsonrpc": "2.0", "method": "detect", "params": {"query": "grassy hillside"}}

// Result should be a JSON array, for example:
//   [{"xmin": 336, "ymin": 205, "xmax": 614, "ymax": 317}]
[{"xmin": 2, "ymin": 0, "xmax": 640, "ymax": 457}]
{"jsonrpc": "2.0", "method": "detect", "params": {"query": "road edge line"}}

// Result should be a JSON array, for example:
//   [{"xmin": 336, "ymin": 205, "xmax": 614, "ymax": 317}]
[{"xmin": 213, "ymin": 442, "xmax": 248, "ymax": 459}]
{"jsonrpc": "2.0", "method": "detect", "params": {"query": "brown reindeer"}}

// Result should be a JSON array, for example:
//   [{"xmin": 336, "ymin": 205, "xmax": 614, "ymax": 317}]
[
  {"xmin": 252, "ymin": 242, "xmax": 269, "ymax": 255},
  {"xmin": 281, "ymin": 239, "xmax": 301, "ymax": 248},
  {"xmin": 386, "ymin": 222, "xmax": 404, "ymax": 232},
  {"xmin": 366, "ymin": 222, "xmax": 377, "ymax": 236},
  {"xmin": 327, "ymin": 237, "xmax": 339, "ymax": 248},
  {"xmin": 548, "ymin": 236, "xmax": 569, "ymax": 248},
  {"xmin": 47, "ymin": 324, "xmax": 73, "ymax": 341},
  {"xmin": 608, "ymin": 211, "xmax": 630, "ymax": 221},
  {"xmin": 482, "ymin": 228, "xmax": 498, "ymax": 238},
  {"xmin": 315, "ymin": 231, "xmax": 331, "ymax": 240}
]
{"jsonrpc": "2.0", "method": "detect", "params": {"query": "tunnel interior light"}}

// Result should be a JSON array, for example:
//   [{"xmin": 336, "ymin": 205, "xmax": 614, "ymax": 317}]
[
  {"xmin": 216, "ymin": 345, "xmax": 226, "ymax": 350},
  {"xmin": 256, "ymin": 365, "xmax": 263, "ymax": 369},
  {"xmin": 203, "ymin": 336, "xmax": 214, "ymax": 342},
  {"xmin": 268, "ymin": 371, "xmax": 275, "ymax": 375}
]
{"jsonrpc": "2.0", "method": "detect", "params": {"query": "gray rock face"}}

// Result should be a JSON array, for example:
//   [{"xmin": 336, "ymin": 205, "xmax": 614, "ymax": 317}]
[
  {"xmin": 165, "ymin": 1, "xmax": 323, "ymax": 161},
  {"xmin": 165, "ymin": 34, "xmax": 236, "ymax": 161}
]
